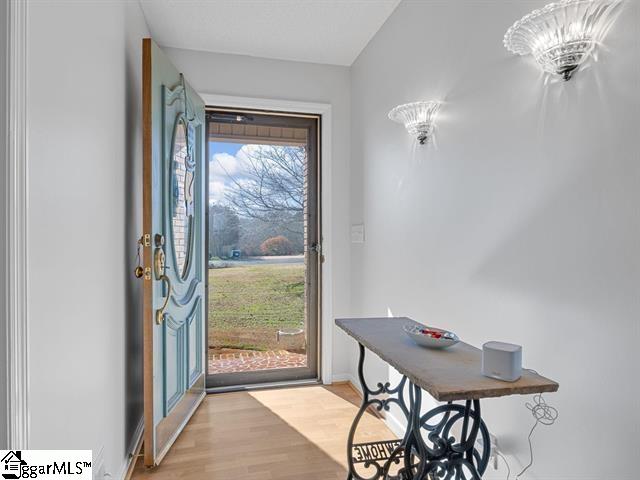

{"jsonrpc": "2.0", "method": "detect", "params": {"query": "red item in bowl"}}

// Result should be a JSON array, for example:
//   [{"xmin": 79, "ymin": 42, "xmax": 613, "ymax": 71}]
[{"xmin": 421, "ymin": 329, "xmax": 442, "ymax": 339}]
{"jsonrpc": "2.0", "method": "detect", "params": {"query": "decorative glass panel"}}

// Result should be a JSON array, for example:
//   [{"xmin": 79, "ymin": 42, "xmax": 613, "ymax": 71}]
[{"xmin": 171, "ymin": 118, "xmax": 194, "ymax": 277}]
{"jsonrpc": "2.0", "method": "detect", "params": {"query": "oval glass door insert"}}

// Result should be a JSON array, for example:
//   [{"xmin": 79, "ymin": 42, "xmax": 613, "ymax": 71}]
[{"xmin": 171, "ymin": 118, "xmax": 194, "ymax": 277}]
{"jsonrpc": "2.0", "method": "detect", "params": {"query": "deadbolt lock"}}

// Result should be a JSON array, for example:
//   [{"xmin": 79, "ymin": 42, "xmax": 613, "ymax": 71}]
[
  {"xmin": 154, "ymin": 246, "xmax": 166, "ymax": 280},
  {"xmin": 153, "ymin": 234, "xmax": 166, "ymax": 279}
]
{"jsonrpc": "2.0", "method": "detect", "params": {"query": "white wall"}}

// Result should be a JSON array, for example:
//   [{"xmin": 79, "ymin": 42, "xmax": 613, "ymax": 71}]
[
  {"xmin": 0, "ymin": 0, "xmax": 8, "ymax": 451},
  {"xmin": 350, "ymin": 1, "xmax": 640, "ymax": 479},
  {"xmin": 163, "ymin": 47, "xmax": 355, "ymax": 378},
  {"xmin": 27, "ymin": 0, "xmax": 149, "ymax": 476}
]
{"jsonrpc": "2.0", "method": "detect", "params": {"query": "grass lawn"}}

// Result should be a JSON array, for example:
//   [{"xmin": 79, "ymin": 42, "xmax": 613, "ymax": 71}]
[{"xmin": 208, "ymin": 263, "xmax": 305, "ymax": 353}]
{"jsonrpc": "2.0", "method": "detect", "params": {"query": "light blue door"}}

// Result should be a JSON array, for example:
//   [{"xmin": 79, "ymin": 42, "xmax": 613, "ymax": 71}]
[{"xmin": 142, "ymin": 39, "xmax": 206, "ymax": 467}]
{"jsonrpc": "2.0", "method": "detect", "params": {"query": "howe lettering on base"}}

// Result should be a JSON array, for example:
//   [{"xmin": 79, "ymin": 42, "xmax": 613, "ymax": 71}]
[{"xmin": 351, "ymin": 439, "xmax": 401, "ymax": 464}]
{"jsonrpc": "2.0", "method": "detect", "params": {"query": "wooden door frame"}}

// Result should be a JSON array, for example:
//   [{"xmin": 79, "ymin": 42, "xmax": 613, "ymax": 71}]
[{"xmin": 200, "ymin": 94, "xmax": 334, "ymax": 385}]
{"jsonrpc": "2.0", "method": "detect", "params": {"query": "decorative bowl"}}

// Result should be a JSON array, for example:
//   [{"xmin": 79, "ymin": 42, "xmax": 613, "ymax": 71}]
[{"xmin": 403, "ymin": 324, "xmax": 459, "ymax": 349}]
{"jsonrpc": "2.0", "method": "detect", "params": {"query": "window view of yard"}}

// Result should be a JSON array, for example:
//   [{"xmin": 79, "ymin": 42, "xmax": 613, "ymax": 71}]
[
  {"xmin": 209, "ymin": 261, "xmax": 305, "ymax": 353},
  {"xmin": 208, "ymin": 140, "xmax": 308, "ymax": 374}
]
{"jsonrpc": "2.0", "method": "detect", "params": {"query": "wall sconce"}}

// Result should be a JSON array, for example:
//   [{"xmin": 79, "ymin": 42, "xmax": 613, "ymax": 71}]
[
  {"xmin": 504, "ymin": 0, "xmax": 621, "ymax": 81},
  {"xmin": 388, "ymin": 101, "xmax": 440, "ymax": 144}
]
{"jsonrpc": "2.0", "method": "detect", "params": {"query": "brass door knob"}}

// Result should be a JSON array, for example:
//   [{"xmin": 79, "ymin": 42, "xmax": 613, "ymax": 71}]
[{"xmin": 134, "ymin": 266, "xmax": 145, "ymax": 278}]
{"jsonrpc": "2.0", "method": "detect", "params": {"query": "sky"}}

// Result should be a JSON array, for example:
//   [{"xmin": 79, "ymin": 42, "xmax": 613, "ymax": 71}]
[
  {"xmin": 208, "ymin": 141, "xmax": 305, "ymax": 209},
  {"xmin": 210, "ymin": 141, "xmax": 242, "ymax": 157},
  {"xmin": 209, "ymin": 141, "xmax": 243, "ymax": 205}
]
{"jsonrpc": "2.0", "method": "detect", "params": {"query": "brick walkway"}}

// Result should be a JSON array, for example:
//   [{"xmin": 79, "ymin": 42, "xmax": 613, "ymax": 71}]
[{"xmin": 209, "ymin": 350, "xmax": 307, "ymax": 374}]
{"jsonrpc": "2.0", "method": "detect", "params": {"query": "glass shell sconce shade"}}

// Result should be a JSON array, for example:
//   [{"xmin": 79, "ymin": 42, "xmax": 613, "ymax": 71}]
[
  {"xmin": 504, "ymin": 0, "xmax": 620, "ymax": 81},
  {"xmin": 388, "ymin": 101, "xmax": 440, "ymax": 144}
]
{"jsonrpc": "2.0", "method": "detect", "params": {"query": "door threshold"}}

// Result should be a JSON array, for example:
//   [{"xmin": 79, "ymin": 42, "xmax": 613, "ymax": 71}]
[{"xmin": 207, "ymin": 377, "xmax": 321, "ymax": 394}]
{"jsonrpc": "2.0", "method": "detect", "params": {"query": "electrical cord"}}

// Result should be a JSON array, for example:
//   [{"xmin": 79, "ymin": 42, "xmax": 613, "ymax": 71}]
[
  {"xmin": 491, "ymin": 369, "xmax": 559, "ymax": 479},
  {"xmin": 496, "ymin": 451, "xmax": 511, "ymax": 480},
  {"xmin": 515, "ymin": 393, "xmax": 558, "ymax": 478}
]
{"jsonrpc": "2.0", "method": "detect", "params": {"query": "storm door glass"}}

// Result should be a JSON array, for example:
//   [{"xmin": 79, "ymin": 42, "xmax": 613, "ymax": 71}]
[{"xmin": 205, "ymin": 110, "xmax": 320, "ymax": 388}]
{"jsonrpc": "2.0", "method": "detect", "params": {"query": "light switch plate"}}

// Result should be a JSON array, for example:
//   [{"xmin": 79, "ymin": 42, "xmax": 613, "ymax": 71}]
[{"xmin": 351, "ymin": 224, "xmax": 365, "ymax": 243}]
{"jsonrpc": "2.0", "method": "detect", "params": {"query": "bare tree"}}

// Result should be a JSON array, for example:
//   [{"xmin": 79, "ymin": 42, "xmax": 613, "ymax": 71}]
[
  {"xmin": 208, "ymin": 203, "xmax": 240, "ymax": 258},
  {"xmin": 218, "ymin": 145, "xmax": 305, "ymax": 235}
]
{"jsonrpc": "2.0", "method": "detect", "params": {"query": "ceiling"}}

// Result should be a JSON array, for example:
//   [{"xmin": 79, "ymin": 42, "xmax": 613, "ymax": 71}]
[{"xmin": 139, "ymin": 0, "xmax": 401, "ymax": 66}]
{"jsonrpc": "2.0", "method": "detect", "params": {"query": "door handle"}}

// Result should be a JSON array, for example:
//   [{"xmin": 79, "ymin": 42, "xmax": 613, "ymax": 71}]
[
  {"xmin": 154, "ymin": 234, "xmax": 171, "ymax": 324},
  {"xmin": 155, "ymin": 274, "xmax": 172, "ymax": 325},
  {"xmin": 134, "ymin": 234, "xmax": 151, "ymax": 279}
]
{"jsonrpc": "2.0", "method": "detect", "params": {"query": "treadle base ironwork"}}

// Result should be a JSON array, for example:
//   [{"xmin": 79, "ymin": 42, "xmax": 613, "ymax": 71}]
[{"xmin": 347, "ymin": 343, "xmax": 490, "ymax": 480}]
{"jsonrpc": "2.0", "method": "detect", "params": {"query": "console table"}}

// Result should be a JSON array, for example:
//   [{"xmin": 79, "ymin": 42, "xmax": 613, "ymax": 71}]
[{"xmin": 336, "ymin": 317, "xmax": 559, "ymax": 480}]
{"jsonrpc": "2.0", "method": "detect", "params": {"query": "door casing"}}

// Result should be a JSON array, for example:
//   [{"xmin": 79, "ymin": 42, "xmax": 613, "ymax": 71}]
[{"xmin": 201, "ymin": 94, "xmax": 335, "ymax": 386}]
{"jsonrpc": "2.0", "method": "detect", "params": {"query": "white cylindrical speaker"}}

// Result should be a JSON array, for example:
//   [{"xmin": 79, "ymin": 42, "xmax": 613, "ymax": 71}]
[{"xmin": 481, "ymin": 341, "xmax": 522, "ymax": 382}]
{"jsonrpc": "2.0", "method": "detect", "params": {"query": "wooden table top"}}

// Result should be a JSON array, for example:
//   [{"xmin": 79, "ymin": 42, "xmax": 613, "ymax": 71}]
[{"xmin": 336, "ymin": 317, "xmax": 559, "ymax": 402}]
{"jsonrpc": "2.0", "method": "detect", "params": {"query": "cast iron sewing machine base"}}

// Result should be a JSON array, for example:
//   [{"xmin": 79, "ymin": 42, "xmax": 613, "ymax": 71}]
[{"xmin": 346, "ymin": 344, "xmax": 491, "ymax": 480}]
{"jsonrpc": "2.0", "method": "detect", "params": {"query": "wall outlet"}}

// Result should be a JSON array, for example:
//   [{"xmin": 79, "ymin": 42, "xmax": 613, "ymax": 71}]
[
  {"xmin": 477, "ymin": 433, "xmax": 500, "ymax": 470},
  {"xmin": 490, "ymin": 433, "xmax": 499, "ymax": 470}
]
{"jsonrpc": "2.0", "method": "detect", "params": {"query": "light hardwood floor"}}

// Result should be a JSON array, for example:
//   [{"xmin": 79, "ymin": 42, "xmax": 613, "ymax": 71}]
[{"xmin": 131, "ymin": 384, "xmax": 395, "ymax": 479}]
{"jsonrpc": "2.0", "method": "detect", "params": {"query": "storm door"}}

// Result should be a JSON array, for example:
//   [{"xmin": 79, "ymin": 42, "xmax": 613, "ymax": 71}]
[{"xmin": 205, "ymin": 110, "xmax": 321, "ymax": 388}]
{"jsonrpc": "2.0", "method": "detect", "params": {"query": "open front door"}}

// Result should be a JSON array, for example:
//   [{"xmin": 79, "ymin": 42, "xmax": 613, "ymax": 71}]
[{"xmin": 142, "ymin": 38, "xmax": 206, "ymax": 467}]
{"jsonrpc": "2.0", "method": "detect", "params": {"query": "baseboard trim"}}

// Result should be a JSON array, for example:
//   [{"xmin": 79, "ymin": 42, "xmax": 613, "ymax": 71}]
[
  {"xmin": 331, "ymin": 373, "xmax": 358, "ymax": 386},
  {"xmin": 93, "ymin": 447, "xmax": 105, "ymax": 480},
  {"xmin": 120, "ymin": 418, "xmax": 144, "ymax": 480},
  {"xmin": 384, "ymin": 405, "xmax": 407, "ymax": 438},
  {"xmin": 334, "ymin": 377, "xmax": 407, "ymax": 438}
]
